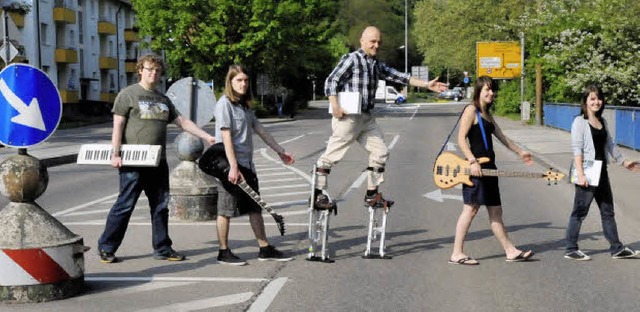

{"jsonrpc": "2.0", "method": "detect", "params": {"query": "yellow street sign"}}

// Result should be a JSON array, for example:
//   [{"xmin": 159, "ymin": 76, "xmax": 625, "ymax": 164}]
[{"xmin": 476, "ymin": 41, "xmax": 522, "ymax": 79}]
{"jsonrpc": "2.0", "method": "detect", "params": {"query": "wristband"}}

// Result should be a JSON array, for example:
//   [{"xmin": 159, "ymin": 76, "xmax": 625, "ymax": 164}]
[{"xmin": 468, "ymin": 158, "xmax": 477, "ymax": 165}]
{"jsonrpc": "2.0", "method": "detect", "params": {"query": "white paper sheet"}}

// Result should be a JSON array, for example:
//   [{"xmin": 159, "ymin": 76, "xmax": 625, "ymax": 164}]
[{"xmin": 329, "ymin": 92, "xmax": 362, "ymax": 114}]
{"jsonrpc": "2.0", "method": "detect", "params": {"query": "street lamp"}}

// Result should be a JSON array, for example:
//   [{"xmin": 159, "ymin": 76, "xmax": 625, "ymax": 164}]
[{"xmin": 404, "ymin": 0, "xmax": 408, "ymax": 75}]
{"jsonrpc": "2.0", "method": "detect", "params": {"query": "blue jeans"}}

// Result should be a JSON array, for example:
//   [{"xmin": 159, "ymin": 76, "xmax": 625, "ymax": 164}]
[
  {"xmin": 98, "ymin": 161, "xmax": 173, "ymax": 255},
  {"xmin": 565, "ymin": 169, "xmax": 623, "ymax": 255}
]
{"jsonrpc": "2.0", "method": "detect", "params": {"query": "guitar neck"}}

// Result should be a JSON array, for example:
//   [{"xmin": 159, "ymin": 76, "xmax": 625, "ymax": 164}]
[
  {"xmin": 237, "ymin": 180, "xmax": 275, "ymax": 214},
  {"xmin": 465, "ymin": 168, "xmax": 545, "ymax": 179}
]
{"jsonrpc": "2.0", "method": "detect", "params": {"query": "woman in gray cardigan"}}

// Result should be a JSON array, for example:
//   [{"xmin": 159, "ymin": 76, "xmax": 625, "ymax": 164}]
[{"xmin": 564, "ymin": 84, "xmax": 639, "ymax": 261}]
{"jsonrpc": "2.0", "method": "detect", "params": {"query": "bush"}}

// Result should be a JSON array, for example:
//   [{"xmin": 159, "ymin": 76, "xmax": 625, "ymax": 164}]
[{"xmin": 494, "ymin": 80, "xmax": 521, "ymax": 115}]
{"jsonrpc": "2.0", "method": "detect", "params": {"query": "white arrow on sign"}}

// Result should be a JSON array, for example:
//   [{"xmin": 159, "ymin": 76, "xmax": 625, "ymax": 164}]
[
  {"xmin": 423, "ymin": 189, "xmax": 462, "ymax": 202},
  {"xmin": 0, "ymin": 78, "xmax": 46, "ymax": 131}
]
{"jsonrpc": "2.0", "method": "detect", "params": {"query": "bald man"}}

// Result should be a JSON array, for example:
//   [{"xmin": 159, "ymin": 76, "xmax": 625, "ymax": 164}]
[{"xmin": 314, "ymin": 26, "xmax": 447, "ymax": 210}]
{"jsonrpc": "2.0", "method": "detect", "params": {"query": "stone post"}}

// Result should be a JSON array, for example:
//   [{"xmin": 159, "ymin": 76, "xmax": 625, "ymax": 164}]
[
  {"xmin": 169, "ymin": 132, "xmax": 218, "ymax": 221},
  {"xmin": 0, "ymin": 153, "xmax": 85, "ymax": 303}
]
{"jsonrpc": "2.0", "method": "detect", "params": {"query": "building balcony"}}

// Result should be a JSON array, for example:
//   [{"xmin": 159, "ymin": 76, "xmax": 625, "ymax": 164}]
[
  {"xmin": 53, "ymin": 7, "xmax": 76, "ymax": 24},
  {"xmin": 125, "ymin": 60, "xmax": 137, "ymax": 73},
  {"xmin": 59, "ymin": 90, "xmax": 79, "ymax": 103},
  {"xmin": 99, "ymin": 57, "xmax": 117, "ymax": 69},
  {"xmin": 124, "ymin": 29, "xmax": 139, "ymax": 42},
  {"xmin": 8, "ymin": 12, "xmax": 25, "ymax": 28},
  {"xmin": 100, "ymin": 92, "xmax": 117, "ymax": 103},
  {"xmin": 55, "ymin": 48, "xmax": 78, "ymax": 63},
  {"xmin": 98, "ymin": 21, "xmax": 116, "ymax": 35}
]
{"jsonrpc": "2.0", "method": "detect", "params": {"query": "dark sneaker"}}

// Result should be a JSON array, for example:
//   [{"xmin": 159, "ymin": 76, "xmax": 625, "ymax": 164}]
[
  {"xmin": 612, "ymin": 247, "xmax": 638, "ymax": 259},
  {"xmin": 154, "ymin": 249, "xmax": 186, "ymax": 261},
  {"xmin": 217, "ymin": 249, "xmax": 247, "ymax": 266},
  {"xmin": 364, "ymin": 192, "xmax": 394, "ymax": 209},
  {"xmin": 313, "ymin": 193, "xmax": 334, "ymax": 210},
  {"xmin": 258, "ymin": 245, "xmax": 293, "ymax": 262},
  {"xmin": 564, "ymin": 250, "xmax": 591, "ymax": 261},
  {"xmin": 99, "ymin": 250, "xmax": 117, "ymax": 263}
]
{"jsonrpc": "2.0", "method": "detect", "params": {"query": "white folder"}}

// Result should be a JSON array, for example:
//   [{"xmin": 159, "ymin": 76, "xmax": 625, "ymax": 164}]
[
  {"xmin": 329, "ymin": 92, "xmax": 362, "ymax": 114},
  {"xmin": 570, "ymin": 159, "xmax": 603, "ymax": 186}
]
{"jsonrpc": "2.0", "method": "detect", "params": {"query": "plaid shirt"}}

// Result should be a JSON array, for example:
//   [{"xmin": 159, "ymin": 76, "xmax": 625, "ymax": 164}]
[{"xmin": 324, "ymin": 48, "xmax": 410, "ymax": 112}]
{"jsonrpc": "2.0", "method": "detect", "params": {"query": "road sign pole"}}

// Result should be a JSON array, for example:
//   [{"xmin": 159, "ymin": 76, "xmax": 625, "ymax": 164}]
[{"xmin": 3, "ymin": 10, "xmax": 9, "ymax": 65}]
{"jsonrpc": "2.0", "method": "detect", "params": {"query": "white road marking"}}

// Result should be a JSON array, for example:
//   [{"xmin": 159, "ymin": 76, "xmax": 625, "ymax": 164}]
[
  {"xmin": 260, "ymin": 177, "xmax": 304, "ymax": 183},
  {"xmin": 263, "ymin": 191, "xmax": 309, "ymax": 197},
  {"xmin": 65, "ymin": 221, "xmax": 310, "ymax": 227},
  {"xmin": 136, "ymin": 292, "xmax": 254, "ymax": 312},
  {"xmin": 248, "ymin": 277, "xmax": 288, "ymax": 312},
  {"xmin": 257, "ymin": 167, "xmax": 288, "ymax": 172},
  {"xmin": 258, "ymin": 172, "xmax": 295, "ymax": 177},
  {"xmin": 79, "ymin": 281, "xmax": 197, "ymax": 300},
  {"xmin": 260, "ymin": 184, "xmax": 308, "ymax": 190},
  {"xmin": 410, "ymin": 108, "xmax": 419, "ymax": 120},
  {"xmin": 423, "ymin": 189, "xmax": 463, "ymax": 202},
  {"xmin": 52, "ymin": 193, "xmax": 119, "ymax": 217},
  {"xmin": 278, "ymin": 134, "xmax": 305, "ymax": 145},
  {"xmin": 85, "ymin": 276, "xmax": 268, "ymax": 282}
]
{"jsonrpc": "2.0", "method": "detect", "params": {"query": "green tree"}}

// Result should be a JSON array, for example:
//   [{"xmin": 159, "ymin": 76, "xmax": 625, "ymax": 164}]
[
  {"xmin": 132, "ymin": 0, "xmax": 340, "ymax": 103},
  {"xmin": 413, "ymin": 0, "xmax": 526, "ymax": 85},
  {"xmin": 413, "ymin": 0, "xmax": 640, "ymax": 109},
  {"xmin": 335, "ymin": 0, "xmax": 421, "ymax": 73}
]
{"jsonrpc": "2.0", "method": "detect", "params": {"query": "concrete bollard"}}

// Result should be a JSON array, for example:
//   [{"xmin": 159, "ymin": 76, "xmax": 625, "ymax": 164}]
[
  {"xmin": 169, "ymin": 132, "xmax": 218, "ymax": 221},
  {"xmin": 0, "ymin": 154, "xmax": 85, "ymax": 303}
]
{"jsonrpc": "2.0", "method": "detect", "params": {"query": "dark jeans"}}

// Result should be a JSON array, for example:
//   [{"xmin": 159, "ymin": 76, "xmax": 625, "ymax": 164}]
[
  {"xmin": 565, "ymin": 169, "xmax": 623, "ymax": 255},
  {"xmin": 98, "ymin": 161, "xmax": 173, "ymax": 255}
]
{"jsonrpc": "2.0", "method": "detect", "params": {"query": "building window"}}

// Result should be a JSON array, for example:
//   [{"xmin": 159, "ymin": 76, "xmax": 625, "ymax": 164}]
[
  {"xmin": 40, "ymin": 23, "xmax": 49, "ymax": 45},
  {"xmin": 78, "ymin": 11, "xmax": 83, "ymax": 44}
]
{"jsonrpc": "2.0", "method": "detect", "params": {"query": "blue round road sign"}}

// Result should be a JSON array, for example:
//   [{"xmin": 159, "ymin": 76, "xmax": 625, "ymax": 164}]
[
  {"xmin": 463, "ymin": 77, "xmax": 470, "ymax": 84},
  {"xmin": 0, "ymin": 64, "xmax": 62, "ymax": 148}
]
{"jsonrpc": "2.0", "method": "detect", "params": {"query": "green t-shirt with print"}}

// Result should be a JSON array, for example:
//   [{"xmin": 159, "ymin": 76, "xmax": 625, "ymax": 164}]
[{"xmin": 112, "ymin": 83, "xmax": 179, "ymax": 159}]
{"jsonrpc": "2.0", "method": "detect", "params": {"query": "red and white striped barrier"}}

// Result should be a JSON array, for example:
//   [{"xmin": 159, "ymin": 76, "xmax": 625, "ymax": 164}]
[{"xmin": 0, "ymin": 244, "xmax": 84, "ymax": 286}]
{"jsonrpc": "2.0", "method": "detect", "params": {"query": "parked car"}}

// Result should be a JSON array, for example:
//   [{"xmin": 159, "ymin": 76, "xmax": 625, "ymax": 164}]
[
  {"xmin": 452, "ymin": 87, "xmax": 465, "ymax": 98},
  {"xmin": 438, "ymin": 88, "xmax": 464, "ymax": 101}
]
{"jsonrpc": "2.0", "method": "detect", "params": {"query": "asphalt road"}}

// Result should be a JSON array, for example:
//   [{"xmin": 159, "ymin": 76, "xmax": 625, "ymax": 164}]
[{"xmin": 2, "ymin": 102, "xmax": 640, "ymax": 311}]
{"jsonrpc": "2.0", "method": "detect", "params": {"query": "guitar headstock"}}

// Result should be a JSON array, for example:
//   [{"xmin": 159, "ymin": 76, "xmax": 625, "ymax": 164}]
[
  {"xmin": 272, "ymin": 213, "xmax": 286, "ymax": 236},
  {"xmin": 544, "ymin": 169, "xmax": 565, "ymax": 185}
]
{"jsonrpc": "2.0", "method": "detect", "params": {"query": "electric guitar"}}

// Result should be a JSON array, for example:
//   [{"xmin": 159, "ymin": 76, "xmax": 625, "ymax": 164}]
[
  {"xmin": 433, "ymin": 152, "xmax": 565, "ymax": 189},
  {"xmin": 198, "ymin": 143, "xmax": 285, "ymax": 236}
]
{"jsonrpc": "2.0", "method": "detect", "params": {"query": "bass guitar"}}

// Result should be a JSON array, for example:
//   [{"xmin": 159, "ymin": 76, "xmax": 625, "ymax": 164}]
[
  {"xmin": 198, "ymin": 143, "xmax": 285, "ymax": 236},
  {"xmin": 433, "ymin": 152, "xmax": 565, "ymax": 189}
]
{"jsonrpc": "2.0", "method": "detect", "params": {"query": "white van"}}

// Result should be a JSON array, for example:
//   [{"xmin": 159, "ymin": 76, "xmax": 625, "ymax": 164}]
[{"xmin": 375, "ymin": 80, "xmax": 402, "ymax": 103}]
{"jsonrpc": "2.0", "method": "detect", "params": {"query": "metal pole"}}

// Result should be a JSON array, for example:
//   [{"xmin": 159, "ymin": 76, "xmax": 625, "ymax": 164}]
[
  {"xmin": 404, "ymin": 0, "xmax": 408, "ymax": 75},
  {"xmin": 536, "ymin": 63, "xmax": 543, "ymax": 125},
  {"xmin": 520, "ymin": 32, "xmax": 525, "ymax": 121},
  {"xmin": 3, "ymin": 10, "xmax": 9, "ymax": 66}
]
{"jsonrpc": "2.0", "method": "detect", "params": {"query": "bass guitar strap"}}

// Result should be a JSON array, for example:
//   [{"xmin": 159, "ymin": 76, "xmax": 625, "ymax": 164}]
[{"xmin": 435, "ymin": 104, "xmax": 468, "ymax": 158}]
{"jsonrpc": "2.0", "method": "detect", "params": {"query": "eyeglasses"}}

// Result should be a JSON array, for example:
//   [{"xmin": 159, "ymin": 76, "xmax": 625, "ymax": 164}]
[{"xmin": 143, "ymin": 67, "xmax": 162, "ymax": 73}]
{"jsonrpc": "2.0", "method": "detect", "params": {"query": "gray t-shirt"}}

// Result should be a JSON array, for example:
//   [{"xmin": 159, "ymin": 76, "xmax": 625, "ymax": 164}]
[
  {"xmin": 214, "ymin": 95, "xmax": 258, "ymax": 169},
  {"xmin": 112, "ymin": 83, "xmax": 179, "ymax": 159}
]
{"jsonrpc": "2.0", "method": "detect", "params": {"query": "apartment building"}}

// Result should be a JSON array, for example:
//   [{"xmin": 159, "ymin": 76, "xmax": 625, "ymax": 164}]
[{"xmin": 2, "ymin": 0, "xmax": 148, "ymax": 117}]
